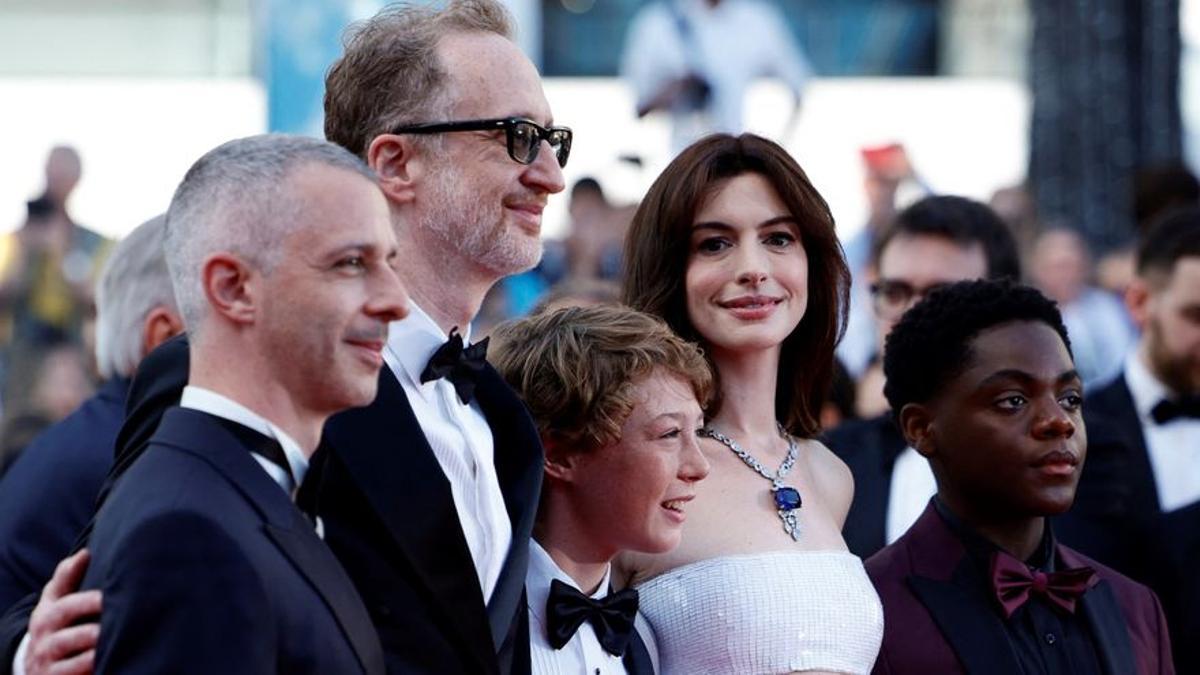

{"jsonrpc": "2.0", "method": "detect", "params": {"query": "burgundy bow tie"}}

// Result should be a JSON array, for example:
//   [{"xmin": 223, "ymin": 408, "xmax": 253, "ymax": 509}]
[{"xmin": 989, "ymin": 551, "xmax": 1098, "ymax": 619}]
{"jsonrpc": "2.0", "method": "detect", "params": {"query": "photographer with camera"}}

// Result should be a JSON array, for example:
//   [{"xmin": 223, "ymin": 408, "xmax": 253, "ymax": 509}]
[{"xmin": 620, "ymin": 0, "xmax": 813, "ymax": 152}]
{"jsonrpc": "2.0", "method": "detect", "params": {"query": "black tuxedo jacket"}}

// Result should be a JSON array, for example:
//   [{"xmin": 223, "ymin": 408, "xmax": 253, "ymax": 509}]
[
  {"xmin": 81, "ymin": 408, "xmax": 384, "ymax": 674},
  {"xmin": 1054, "ymin": 375, "xmax": 1161, "ymax": 581},
  {"xmin": 301, "ymin": 363, "xmax": 544, "ymax": 674},
  {"xmin": 823, "ymin": 413, "xmax": 907, "ymax": 558},
  {"xmin": 0, "ymin": 335, "xmax": 544, "ymax": 675}
]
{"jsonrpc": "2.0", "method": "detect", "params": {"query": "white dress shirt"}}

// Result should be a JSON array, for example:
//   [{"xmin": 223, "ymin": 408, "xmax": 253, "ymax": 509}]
[
  {"xmin": 12, "ymin": 386, "xmax": 315, "ymax": 675},
  {"xmin": 1124, "ymin": 353, "xmax": 1200, "ymax": 512},
  {"xmin": 885, "ymin": 446, "xmax": 938, "ymax": 545},
  {"xmin": 383, "ymin": 302, "xmax": 512, "ymax": 602},
  {"xmin": 527, "ymin": 541, "xmax": 632, "ymax": 675}
]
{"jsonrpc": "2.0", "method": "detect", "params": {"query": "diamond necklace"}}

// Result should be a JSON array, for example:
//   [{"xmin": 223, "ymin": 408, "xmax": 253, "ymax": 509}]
[{"xmin": 699, "ymin": 423, "xmax": 803, "ymax": 541}]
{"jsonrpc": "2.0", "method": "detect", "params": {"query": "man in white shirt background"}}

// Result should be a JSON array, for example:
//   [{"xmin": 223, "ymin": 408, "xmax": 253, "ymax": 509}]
[
  {"xmin": 1071, "ymin": 207, "xmax": 1200, "ymax": 672},
  {"xmin": 620, "ymin": 0, "xmax": 813, "ymax": 152}
]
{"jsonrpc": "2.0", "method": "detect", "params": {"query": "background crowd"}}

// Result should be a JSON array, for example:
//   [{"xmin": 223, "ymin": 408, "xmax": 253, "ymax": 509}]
[{"xmin": 0, "ymin": 1, "xmax": 1196, "ymax": 674}]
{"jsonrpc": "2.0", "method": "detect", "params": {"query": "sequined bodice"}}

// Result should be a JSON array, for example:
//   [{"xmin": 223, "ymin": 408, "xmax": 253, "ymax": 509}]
[{"xmin": 635, "ymin": 551, "xmax": 883, "ymax": 674}]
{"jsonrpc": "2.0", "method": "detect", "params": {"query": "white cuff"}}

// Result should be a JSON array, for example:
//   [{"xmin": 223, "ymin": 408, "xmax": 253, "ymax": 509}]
[{"xmin": 12, "ymin": 631, "xmax": 29, "ymax": 675}]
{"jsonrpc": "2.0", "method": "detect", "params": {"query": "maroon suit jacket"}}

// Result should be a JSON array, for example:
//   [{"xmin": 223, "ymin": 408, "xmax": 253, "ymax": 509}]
[{"xmin": 866, "ymin": 502, "xmax": 1174, "ymax": 675}]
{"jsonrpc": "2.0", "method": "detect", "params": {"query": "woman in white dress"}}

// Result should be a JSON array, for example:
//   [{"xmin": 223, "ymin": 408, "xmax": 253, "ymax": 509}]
[{"xmin": 618, "ymin": 134, "xmax": 884, "ymax": 674}]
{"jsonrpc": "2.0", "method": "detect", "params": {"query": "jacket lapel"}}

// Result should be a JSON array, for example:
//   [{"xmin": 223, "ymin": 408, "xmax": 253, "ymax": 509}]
[
  {"xmin": 473, "ymin": 365, "xmax": 544, "ymax": 650},
  {"xmin": 155, "ymin": 408, "xmax": 385, "ymax": 675},
  {"xmin": 263, "ymin": 519, "xmax": 385, "ymax": 675},
  {"xmin": 622, "ymin": 628, "xmax": 655, "ymax": 675},
  {"xmin": 904, "ymin": 504, "xmax": 1023, "ymax": 675},
  {"xmin": 1087, "ymin": 376, "xmax": 1159, "ymax": 513},
  {"xmin": 321, "ymin": 368, "xmax": 497, "ymax": 667},
  {"xmin": 1058, "ymin": 546, "xmax": 1137, "ymax": 675}
]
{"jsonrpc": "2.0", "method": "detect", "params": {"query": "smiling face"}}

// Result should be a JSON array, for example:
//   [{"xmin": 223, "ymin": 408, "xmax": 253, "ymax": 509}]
[
  {"xmin": 412, "ymin": 31, "xmax": 566, "ymax": 278},
  {"xmin": 558, "ymin": 369, "xmax": 709, "ymax": 559},
  {"xmin": 910, "ymin": 320, "xmax": 1086, "ymax": 523},
  {"xmin": 684, "ymin": 172, "xmax": 808, "ymax": 357},
  {"xmin": 257, "ymin": 164, "xmax": 409, "ymax": 416}
]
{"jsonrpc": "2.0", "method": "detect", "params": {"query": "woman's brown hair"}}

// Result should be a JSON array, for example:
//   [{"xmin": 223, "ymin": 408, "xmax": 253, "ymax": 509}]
[{"xmin": 622, "ymin": 133, "xmax": 849, "ymax": 438}]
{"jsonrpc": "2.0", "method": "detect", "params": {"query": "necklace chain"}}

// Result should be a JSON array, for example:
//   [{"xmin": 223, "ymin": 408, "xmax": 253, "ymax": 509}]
[{"xmin": 699, "ymin": 422, "xmax": 797, "ymax": 489}]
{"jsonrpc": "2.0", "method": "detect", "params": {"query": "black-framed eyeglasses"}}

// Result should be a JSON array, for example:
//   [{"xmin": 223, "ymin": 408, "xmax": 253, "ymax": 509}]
[
  {"xmin": 391, "ymin": 117, "xmax": 573, "ymax": 168},
  {"xmin": 869, "ymin": 279, "xmax": 950, "ymax": 320}
]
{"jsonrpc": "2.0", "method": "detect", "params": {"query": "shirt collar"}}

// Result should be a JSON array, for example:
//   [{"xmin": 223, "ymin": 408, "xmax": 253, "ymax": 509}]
[
  {"xmin": 526, "ymin": 539, "xmax": 614, "ymax": 628},
  {"xmin": 933, "ymin": 497, "xmax": 1057, "ymax": 573},
  {"xmin": 179, "ymin": 385, "xmax": 309, "ymax": 491},
  {"xmin": 385, "ymin": 300, "xmax": 475, "ymax": 389},
  {"xmin": 1123, "ymin": 351, "xmax": 1172, "ymax": 422}
]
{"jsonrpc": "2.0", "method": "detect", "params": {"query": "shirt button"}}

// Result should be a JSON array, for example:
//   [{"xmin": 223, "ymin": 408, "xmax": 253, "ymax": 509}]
[{"xmin": 1045, "ymin": 633, "xmax": 1057, "ymax": 645}]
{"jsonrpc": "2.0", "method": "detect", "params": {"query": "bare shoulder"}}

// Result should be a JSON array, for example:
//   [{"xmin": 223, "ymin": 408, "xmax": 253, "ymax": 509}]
[{"xmin": 802, "ymin": 438, "xmax": 855, "ymax": 523}]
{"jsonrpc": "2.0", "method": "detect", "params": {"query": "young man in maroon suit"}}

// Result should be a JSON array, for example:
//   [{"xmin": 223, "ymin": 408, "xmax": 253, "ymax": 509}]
[{"xmin": 866, "ymin": 279, "xmax": 1174, "ymax": 675}]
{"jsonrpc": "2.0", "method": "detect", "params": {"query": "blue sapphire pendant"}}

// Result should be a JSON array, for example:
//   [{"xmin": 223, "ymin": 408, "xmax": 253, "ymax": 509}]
[
  {"xmin": 774, "ymin": 486, "xmax": 802, "ymax": 510},
  {"xmin": 772, "ymin": 484, "xmax": 802, "ymax": 541}
]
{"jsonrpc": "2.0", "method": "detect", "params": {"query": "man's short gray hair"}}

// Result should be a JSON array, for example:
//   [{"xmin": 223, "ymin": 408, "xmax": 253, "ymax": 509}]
[
  {"xmin": 94, "ymin": 214, "xmax": 175, "ymax": 379},
  {"xmin": 163, "ymin": 134, "xmax": 376, "ymax": 333}
]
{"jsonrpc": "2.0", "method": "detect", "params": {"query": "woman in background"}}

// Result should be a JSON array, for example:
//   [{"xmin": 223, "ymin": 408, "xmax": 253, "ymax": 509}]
[{"xmin": 619, "ymin": 133, "xmax": 883, "ymax": 674}]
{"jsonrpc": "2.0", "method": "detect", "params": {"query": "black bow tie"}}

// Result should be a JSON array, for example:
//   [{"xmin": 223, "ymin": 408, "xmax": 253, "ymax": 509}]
[
  {"xmin": 1150, "ymin": 395, "xmax": 1200, "ymax": 424},
  {"xmin": 420, "ymin": 327, "xmax": 488, "ymax": 404},
  {"xmin": 546, "ymin": 579, "xmax": 639, "ymax": 657}
]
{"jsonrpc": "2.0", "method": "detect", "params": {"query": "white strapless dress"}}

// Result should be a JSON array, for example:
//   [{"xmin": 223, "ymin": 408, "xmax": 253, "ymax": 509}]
[{"xmin": 635, "ymin": 551, "xmax": 884, "ymax": 674}]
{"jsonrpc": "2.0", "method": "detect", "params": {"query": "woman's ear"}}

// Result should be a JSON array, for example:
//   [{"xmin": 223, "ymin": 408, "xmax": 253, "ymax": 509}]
[
  {"xmin": 367, "ymin": 134, "xmax": 423, "ymax": 206},
  {"xmin": 898, "ymin": 402, "xmax": 936, "ymax": 458}
]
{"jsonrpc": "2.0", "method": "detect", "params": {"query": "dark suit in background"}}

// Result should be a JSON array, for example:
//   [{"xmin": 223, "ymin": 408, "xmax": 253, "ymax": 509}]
[
  {"xmin": 0, "ymin": 377, "xmax": 128, "ymax": 612},
  {"xmin": 824, "ymin": 413, "xmax": 907, "ymax": 559},
  {"xmin": 1058, "ymin": 374, "xmax": 1198, "ymax": 672},
  {"xmin": 867, "ymin": 502, "xmax": 1174, "ymax": 675},
  {"xmin": 82, "ymin": 407, "xmax": 384, "ymax": 674}
]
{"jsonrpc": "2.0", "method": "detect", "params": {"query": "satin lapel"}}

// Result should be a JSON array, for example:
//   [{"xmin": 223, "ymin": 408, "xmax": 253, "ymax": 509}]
[
  {"xmin": 907, "ymin": 569, "xmax": 1022, "ymax": 675},
  {"xmin": 264, "ymin": 519, "xmax": 385, "ymax": 675},
  {"xmin": 1090, "ymin": 377, "xmax": 1159, "ymax": 513},
  {"xmin": 321, "ymin": 369, "xmax": 496, "ymax": 667},
  {"xmin": 622, "ymin": 629, "xmax": 655, "ymax": 675},
  {"xmin": 1059, "ymin": 547, "xmax": 1137, "ymax": 675},
  {"xmin": 903, "ymin": 504, "xmax": 1022, "ymax": 675},
  {"xmin": 473, "ymin": 365, "xmax": 544, "ymax": 650},
  {"xmin": 154, "ymin": 409, "xmax": 385, "ymax": 675}
]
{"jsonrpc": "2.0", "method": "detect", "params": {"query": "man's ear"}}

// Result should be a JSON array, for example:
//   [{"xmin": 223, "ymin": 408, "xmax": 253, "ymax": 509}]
[
  {"xmin": 1124, "ymin": 277, "xmax": 1152, "ymax": 331},
  {"xmin": 541, "ymin": 437, "xmax": 580, "ymax": 483},
  {"xmin": 898, "ymin": 402, "xmax": 936, "ymax": 458},
  {"xmin": 141, "ymin": 306, "xmax": 185, "ymax": 357},
  {"xmin": 368, "ymin": 134, "xmax": 423, "ymax": 205},
  {"xmin": 201, "ymin": 253, "xmax": 256, "ymax": 325}
]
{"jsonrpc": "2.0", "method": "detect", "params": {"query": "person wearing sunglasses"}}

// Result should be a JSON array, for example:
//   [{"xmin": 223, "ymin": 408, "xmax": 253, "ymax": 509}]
[{"xmin": 1, "ymin": 2, "xmax": 569, "ymax": 675}]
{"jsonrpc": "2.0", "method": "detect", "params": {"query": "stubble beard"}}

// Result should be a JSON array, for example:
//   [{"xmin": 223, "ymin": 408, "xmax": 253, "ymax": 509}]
[
  {"xmin": 1146, "ymin": 316, "xmax": 1200, "ymax": 396},
  {"xmin": 418, "ymin": 162, "xmax": 543, "ymax": 279}
]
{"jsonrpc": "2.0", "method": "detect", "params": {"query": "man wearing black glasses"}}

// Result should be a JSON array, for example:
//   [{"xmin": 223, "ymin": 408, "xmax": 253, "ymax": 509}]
[
  {"xmin": 3, "ymin": 2, "xmax": 567, "ymax": 675},
  {"xmin": 824, "ymin": 195, "xmax": 1021, "ymax": 560}
]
